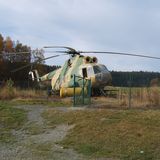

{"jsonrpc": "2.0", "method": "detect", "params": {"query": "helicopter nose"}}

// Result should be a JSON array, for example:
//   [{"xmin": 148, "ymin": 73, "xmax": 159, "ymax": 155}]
[{"xmin": 95, "ymin": 72, "xmax": 112, "ymax": 86}]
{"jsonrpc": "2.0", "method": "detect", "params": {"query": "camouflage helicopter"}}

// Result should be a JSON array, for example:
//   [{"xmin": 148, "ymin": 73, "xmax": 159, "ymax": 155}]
[
  {"xmin": 29, "ymin": 46, "xmax": 112, "ymax": 97},
  {"xmin": 11, "ymin": 46, "xmax": 160, "ymax": 97}
]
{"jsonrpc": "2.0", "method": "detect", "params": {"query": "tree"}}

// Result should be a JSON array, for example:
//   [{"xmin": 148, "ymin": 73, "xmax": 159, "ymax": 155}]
[
  {"xmin": 0, "ymin": 34, "xmax": 4, "ymax": 62},
  {"xmin": 15, "ymin": 41, "xmax": 22, "ymax": 52},
  {"xmin": 0, "ymin": 34, "xmax": 4, "ymax": 53},
  {"xmin": 4, "ymin": 36, "xmax": 13, "ymax": 52},
  {"xmin": 32, "ymin": 49, "xmax": 45, "ymax": 64},
  {"xmin": 15, "ymin": 41, "xmax": 31, "ymax": 63}
]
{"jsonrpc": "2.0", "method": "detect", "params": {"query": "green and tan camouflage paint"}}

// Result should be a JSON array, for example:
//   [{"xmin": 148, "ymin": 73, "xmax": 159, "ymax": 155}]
[{"xmin": 39, "ymin": 55, "xmax": 111, "ymax": 91}]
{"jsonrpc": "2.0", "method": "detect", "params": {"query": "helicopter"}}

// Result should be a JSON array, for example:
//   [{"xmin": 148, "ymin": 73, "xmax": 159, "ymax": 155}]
[
  {"xmin": 28, "ymin": 46, "xmax": 112, "ymax": 97},
  {"xmin": 10, "ymin": 46, "xmax": 160, "ymax": 97}
]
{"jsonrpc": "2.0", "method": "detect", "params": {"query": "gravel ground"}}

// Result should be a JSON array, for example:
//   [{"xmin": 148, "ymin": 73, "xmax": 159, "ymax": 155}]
[{"xmin": 0, "ymin": 105, "xmax": 87, "ymax": 160}]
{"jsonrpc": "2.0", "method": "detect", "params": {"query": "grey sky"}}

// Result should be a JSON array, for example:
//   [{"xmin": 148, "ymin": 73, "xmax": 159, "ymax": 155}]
[{"xmin": 0, "ymin": 0, "xmax": 160, "ymax": 71}]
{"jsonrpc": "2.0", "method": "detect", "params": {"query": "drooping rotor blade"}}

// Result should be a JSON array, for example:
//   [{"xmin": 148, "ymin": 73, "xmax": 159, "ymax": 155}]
[
  {"xmin": 11, "ymin": 53, "xmax": 67, "ymax": 73},
  {"xmin": 44, "ymin": 46, "xmax": 76, "ymax": 52},
  {"xmin": 43, "ymin": 46, "xmax": 79, "ymax": 55},
  {"xmin": 79, "ymin": 51, "xmax": 160, "ymax": 60},
  {"xmin": 0, "ymin": 51, "xmax": 31, "ymax": 56},
  {"xmin": 41, "ymin": 53, "xmax": 67, "ymax": 60},
  {"xmin": 11, "ymin": 63, "xmax": 34, "ymax": 73},
  {"xmin": 45, "ymin": 50, "xmax": 69, "ymax": 53}
]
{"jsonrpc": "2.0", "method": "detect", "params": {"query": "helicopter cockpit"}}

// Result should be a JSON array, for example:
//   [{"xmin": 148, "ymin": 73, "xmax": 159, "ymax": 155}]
[
  {"xmin": 81, "ymin": 64, "xmax": 109, "ymax": 77},
  {"xmin": 80, "ymin": 64, "xmax": 112, "ymax": 87},
  {"xmin": 93, "ymin": 65, "xmax": 109, "ymax": 74}
]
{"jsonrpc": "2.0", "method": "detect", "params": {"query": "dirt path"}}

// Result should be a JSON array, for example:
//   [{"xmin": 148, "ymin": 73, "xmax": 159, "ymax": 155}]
[{"xmin": 0, "ymin": 105, "xmax": 87, "ymax": 160}]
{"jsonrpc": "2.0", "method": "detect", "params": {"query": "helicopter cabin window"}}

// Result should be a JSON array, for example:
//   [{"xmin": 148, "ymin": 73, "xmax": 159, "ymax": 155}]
[{"xmin": 82, "ymin": 68, "xmax": 88, "ymax": 78}]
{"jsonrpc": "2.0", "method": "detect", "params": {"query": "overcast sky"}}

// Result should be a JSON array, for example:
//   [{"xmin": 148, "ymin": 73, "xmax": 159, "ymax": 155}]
[{"xmin": 0, "ymin": 0, "xmax": 160, "ymax": 72}]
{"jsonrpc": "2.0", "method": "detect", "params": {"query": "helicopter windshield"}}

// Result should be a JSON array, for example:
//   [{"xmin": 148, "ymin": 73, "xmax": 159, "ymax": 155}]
[
  {"xmin": 99, "ymin": 65, "xmax": 107, "ymax": 71},
  {"xmin": 93, "ymin": 65, "xmax": 107, "ymax": 74}
]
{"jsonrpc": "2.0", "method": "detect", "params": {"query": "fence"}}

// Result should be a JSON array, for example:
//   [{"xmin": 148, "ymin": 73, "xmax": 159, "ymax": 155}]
[
  {"xmin": 73, "ymin": 75, "xmax": 91, "ymax": 106},
  {"xmin": 102, "ymin": 85, "xmax": 160, "ymax": 108}
]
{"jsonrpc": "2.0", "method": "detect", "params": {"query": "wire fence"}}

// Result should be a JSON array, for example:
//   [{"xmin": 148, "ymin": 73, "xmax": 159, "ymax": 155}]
[{"xmin": 102, "ymin": 85, "xmax": 160, "ymax": 108}]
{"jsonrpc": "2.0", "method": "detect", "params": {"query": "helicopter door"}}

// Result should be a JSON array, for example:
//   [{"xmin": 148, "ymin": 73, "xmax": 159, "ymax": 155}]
[
  {"xmin": 87, "ymin": 67, "xmax": 94, "ymax": 77},
  {"xmin": 82, "ymin": 68, "xmax": 88, "ymax": 78}
]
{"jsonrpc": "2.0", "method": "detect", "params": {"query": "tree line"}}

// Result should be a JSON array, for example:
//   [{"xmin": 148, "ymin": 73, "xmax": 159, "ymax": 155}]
[
  {"xmin": 111, "ymin": 71, "xmax": 160, "ymax": 87},
  {"xmin": 0, "ymin": 33, "xmax": 46, "ymax": 63},
  {"xmin": 0, "ymin": 34, "xmax": 59, "ymax": 88},
  {"xmin": 0, "ymin": 34, "xmax": 31, "ymax": 62}
]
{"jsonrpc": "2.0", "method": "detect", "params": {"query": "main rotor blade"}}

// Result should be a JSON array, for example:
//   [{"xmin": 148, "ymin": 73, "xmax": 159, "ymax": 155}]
[
  {"xmin": 11, "ymin": 54, "xmax": 67, "ymax": 73},
  {"xmin": 11, "ymin": 63, "xmax": 34, "ymax": 73},
  {"xmin": 0, "ymin": 51, "xmax": 31, "ymax": 56},
  {"xmin": 42, "ymin": 53, "xmax": 67, "ymax": 61},
  {"xmin": 43, "ymin": 46, "xmax": 76, "ymax": 52},
  {"xmin": 45, "ymin": 50, "xmax": 68, "ymax": 53},
  {"xmin": 43, "ymin": 46, "xmax": 160, "ymax": 59},
  {"xmin": 79, "ymin": 51, "xmax": 160, "ymax": 60}
]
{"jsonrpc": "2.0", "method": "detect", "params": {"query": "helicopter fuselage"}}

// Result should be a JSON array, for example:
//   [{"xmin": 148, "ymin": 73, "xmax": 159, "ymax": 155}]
[{"xmin": 36, "ymin": 55, "xmax": 112, "ymax": 94}]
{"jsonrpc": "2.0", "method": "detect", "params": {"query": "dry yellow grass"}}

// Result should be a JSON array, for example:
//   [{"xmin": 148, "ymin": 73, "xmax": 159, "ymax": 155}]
[
  {"xmin": 111, "ymin": 87, "xmax": 160, "ymax": 108},
  {"xmin": 91, "ymin": 87, "xmax": 160, "ymax": 109},
  {"xmin": 0, "ymin": 84, "xmax": 159, "ymax": 108},
  {"xmin": 0, "ymin": 86, "xmax": 46, "ymax": 100}
]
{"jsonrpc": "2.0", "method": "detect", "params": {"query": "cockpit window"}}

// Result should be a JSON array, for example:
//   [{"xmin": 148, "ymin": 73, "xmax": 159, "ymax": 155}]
[
  {"xmin": 99, "ymin": 65, "xmax": 107, "ymax": 71},
  {"xmin": 93, "ymin": 65, "xmax": 107, "ymax": 74},
  {"xmin": 93, "ymin": 66, "xmax": 101, "ymax": 74}
]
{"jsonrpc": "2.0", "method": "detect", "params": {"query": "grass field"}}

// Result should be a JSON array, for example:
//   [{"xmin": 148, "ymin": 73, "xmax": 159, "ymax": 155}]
[
  {"xmin": 0, "ymin": 85, "xmax": 160, "ymax": 159},
  {"xmin": 43, "ymin": 108, "xmax": 160, "ymax": 160},
  {"xmin": 0, "ymin": 101, "xmax": 27, "ymax": 143},
  {"xmin": 0, "ymin": 96, "xmax": 160, "ymax": 159}
]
